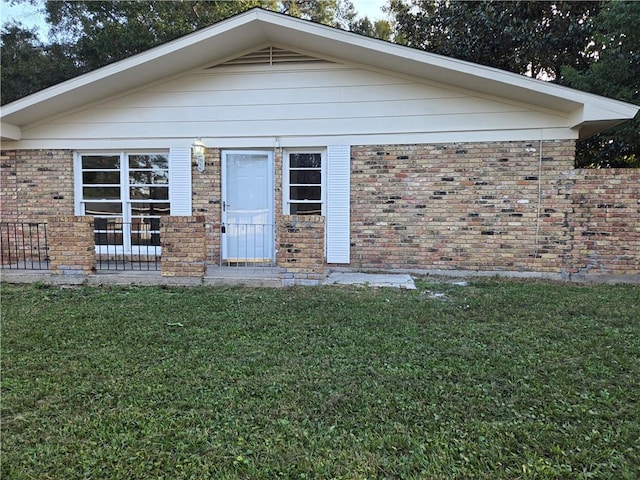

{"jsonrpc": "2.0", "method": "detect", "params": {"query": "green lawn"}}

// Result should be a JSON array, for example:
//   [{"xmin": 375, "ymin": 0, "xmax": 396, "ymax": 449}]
[{"xmin": 1, "ymin": 280, "xmax": 639, "ymax": 479}]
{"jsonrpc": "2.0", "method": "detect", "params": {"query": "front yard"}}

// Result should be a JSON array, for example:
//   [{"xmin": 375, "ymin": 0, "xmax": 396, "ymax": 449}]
[{"xmin": 1, "ymin": 280, "xmax": 638, "ymax": 479}]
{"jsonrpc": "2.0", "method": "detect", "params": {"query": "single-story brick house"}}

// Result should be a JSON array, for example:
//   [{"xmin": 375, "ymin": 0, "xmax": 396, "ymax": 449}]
[{"xmin": 1, "ymin": 8, "xmax": 639, "ymax": 283}]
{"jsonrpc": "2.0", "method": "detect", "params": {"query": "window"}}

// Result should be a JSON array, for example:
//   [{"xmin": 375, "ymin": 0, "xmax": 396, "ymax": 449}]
[
  {"xmin": 77, "ymin": 152, "xmax": 170, "ymax": 252},
  {"xmin": 284, "ymin": 150, "xmax": 325, "ymax": 215}
]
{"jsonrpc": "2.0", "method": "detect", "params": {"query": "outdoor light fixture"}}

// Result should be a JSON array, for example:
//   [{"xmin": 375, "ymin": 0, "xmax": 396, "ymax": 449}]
[{"xmin": 192, "ymin": 139, "xmax": 206, "ymax": 172}]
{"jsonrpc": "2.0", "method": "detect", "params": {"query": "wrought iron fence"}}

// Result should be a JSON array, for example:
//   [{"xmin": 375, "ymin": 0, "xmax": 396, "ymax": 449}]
[
  {"xmin": 93, "ymin": 219, "xmax": 161, "ymax": 271},
  {"xmin": 214, "ymin": 222, "xmax": 276, "ymax": 267},
  {"xmin": 0, "ymin": 222, "xmax": 50, "ymax": 270}
]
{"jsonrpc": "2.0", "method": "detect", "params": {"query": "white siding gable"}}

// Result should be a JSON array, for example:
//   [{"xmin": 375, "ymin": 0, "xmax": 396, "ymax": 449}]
[{"xmin": 19, "ymin": 59, "xmax": 571, "ymax": 147}]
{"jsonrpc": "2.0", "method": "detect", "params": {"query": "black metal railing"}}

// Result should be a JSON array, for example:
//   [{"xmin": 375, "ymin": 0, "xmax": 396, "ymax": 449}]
[
  {"xmin": 94, "ymin": 220, "xmax": 161, "ymax": 271},
  {"xmin": 0, "ymin": 222, "xmax": 50, "ymax": 270}
]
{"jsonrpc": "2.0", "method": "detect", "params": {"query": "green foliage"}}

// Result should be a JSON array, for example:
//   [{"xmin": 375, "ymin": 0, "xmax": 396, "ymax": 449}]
[
  {"xmin": 280, "ymin": 0, "xmax": 357, "ymax": 28},
  {"xmin": 43, "ymin": 0, "xmax": 277, "ymax": 71},
  {"xmin": 349, "ymin": 16, "xmax": 392, "ymax": 40},
  {"xmin": 0, "ymin": 22, "xmax": 74, "ymax": 105},
  {"xmin": 561, "ymin": 1, "xmax": 640, "ymax": 168},
  {"xmin": 2, "ymin": 281, "xmax": 639, "ymax": 478},
  {"xmin": 387, "ymin": 0, "xmax": 602, "ymax": 80}
]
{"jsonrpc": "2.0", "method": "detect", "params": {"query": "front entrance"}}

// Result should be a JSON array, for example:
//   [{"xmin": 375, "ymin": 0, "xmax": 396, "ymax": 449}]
[{"xmin": 221, "ymin": 150, "xmax": 274, "ymax": 263}]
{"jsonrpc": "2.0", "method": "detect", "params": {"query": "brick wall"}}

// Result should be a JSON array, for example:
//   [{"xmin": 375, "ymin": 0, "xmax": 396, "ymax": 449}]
[
  {"xmin": 351, "ymin": 141, "xmax": 576, "ymax": 273},
  {"xmin": 160, "ymin": 216, "xmax": 207, "ymax": 277},
  {"xmin": 1, "ymin": 144, "xmax": 638, "ymax": 280},
  {"xmin": 48, "ymin": 216, "xmax": 95, "ymax": 274},
  {"xmin": 0, "ymin": 150, "xmax": 74, "ymax": 222},
  {"xmin": 564, "ymin": 169, "xmax": 639, "ymax": 276},
  {"xmin": 277, "ymin": 215, "xmax": 325, "ymax": 282},
  {"xmin": 191, "ymin": 148, "xmax": 222, "ymax": 262}
]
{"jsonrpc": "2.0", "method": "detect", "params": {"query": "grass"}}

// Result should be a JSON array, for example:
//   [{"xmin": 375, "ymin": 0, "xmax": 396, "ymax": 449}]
[{"xmin": 1, "ymin": 279, "xmax": 639, "ymax": 479}]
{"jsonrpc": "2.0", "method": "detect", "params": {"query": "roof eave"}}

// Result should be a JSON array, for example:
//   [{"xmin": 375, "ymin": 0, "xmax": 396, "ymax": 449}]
[
  {"xmin": 570, "ymin": 102, "xmax": 640, "ymax": 139},
  {"xmin": 1, "ymin": 8, "xmax": 638, "ymax": 138},
  {"xmin": 0, "ymin": 121, "xmax": 21, "ymax": 141}
]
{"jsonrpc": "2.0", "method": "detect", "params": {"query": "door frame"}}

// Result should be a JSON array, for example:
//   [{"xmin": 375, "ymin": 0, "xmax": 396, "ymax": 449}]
[{"xmin": 221, "ymin": 150, "xmax": 275, "ymax": 263}]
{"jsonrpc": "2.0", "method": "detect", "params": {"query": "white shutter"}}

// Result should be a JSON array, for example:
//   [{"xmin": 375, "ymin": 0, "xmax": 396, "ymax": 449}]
[
  {"xmin": 326, "ymin": 145, "xmax": 351, "ymax": 264},
  {"xmin": 169, "ymin": 147, "xmax": 192, "ymax": 216}
]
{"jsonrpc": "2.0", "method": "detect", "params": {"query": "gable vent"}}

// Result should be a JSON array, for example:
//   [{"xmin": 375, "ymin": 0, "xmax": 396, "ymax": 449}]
[{"xmin": 211, "ymin": 47, "xmax": 328, "ymax": 67}]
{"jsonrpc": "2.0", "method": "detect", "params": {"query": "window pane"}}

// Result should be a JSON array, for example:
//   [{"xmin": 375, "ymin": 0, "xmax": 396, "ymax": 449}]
[
  {"xmin": 129, "ymin": 154, "xmax": 169, "ymax": 169},
  {"xmin": 129, "ymin": 170, "xmax": 169, "ymax": 185},
  {"xmin": 131, "ymin": 202, "xmax": 171, "ymax": 216},
  {"xmin": 131, "ymin": 217, "xmax": 161, "ymax": 230},
  {"xmin": 93, "ymin": 216, "xmax": 124, "ymax": 247},
  {"xmin": 290, "ymin": 203, "xmax": 322, "ymax": 215},
  {"xmin": 290, "ymin": 186, "xmax": 321, "ymax": 201},
  {"xmin": 130, "ymin": 186, "xmax": 169, "ymax": 200},
  {"xmin": 84, "ymin": 202, "xmax": 122, "ymax": 216},
  {"xmin": 83, "ymin": 171, "xmax": 120, "ymax": 184},
  {"xmin": 94, "ymin": 217, "xmax": 123, "ymax": 229},
  {"xmin": 290, "ymin": 153, "xmax": 321, "ymax": 168},
  {"xmin": 290, "ymin": 170, "xmax": 321, "ymax": 185},
  {"xmin": 130, "ymin": 218, "xmax": 161, "ymax": 247},
  {"xmin": 131, "ymin": 231, "xmax": 161, "ymax": 247},
  {"xmin": 82, "ymin": 155, "xmax": 120, "ymax": 169},
  {"xmin": 83, "ymin": 186, "xmax": 121, "ymax": 199}
]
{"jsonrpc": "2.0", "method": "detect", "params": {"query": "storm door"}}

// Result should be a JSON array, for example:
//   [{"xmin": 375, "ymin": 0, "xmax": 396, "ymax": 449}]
[{"xmin": 221, "ymin": 151, "xmax": 274, "ymax": 263}]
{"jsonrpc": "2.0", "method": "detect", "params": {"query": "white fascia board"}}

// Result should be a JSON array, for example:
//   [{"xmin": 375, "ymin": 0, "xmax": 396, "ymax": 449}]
[
  {"xmin": 2, "ymin": 127, "xmax": 579, "ymax": 150},
  {"xmin": 0, "ymin": 121, "xmax": 21, "ymax": 140}
]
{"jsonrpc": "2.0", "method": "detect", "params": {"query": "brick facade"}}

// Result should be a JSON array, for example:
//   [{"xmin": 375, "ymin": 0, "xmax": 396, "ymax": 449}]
[
  {"xmin": 564, "ymin": 169, "xmax": 640, "ymax": 276},
  {"xmin": 191, "ymin": 148, "xmax": 222, "ymax": 262},
  {"xmin": 350, "ymin": 141, "xmax": 638, "ymax": 278},
  {"xmin": 1, "ymin": 144, "xmax": 638, "ymax": 280},
  {"xmin": 350, "ymin": 141, "xmax": 576, "ymax": 273},
  {"xmin": 0, "ymin": 149, "xmax": 74, "ymax": 222}
]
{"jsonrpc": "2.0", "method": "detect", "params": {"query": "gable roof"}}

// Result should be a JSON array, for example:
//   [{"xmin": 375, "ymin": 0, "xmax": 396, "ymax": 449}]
[{"xmin": 1, "ymin": 7, "xmax": 638, "ymax": 141}]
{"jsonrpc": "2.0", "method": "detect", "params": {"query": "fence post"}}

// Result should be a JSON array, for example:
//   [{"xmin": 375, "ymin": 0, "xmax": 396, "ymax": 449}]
[{"xmin": 48, "ymin": 216, "xmax": 95, "ymax": 274}]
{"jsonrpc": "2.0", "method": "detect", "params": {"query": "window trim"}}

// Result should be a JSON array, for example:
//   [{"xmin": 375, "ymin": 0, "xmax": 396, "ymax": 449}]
[{"xmin": 282, "ymin": 148, "xmax": 327, "ymax": 216}]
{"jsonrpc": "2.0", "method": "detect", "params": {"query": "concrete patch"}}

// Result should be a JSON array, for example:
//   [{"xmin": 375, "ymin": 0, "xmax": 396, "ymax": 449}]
[{"xmin": 322, "ymin": 272, "xmax": 416, "ymax": 289}]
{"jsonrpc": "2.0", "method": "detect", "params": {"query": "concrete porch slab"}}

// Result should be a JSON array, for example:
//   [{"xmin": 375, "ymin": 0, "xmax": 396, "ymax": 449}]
[
  {"xmin": 204, "ymin": 266, "xmax": 285, "ymax": 287},
  {"xmin": 322, "ymin": 272, "xmax": 416, "ymax": 289}
]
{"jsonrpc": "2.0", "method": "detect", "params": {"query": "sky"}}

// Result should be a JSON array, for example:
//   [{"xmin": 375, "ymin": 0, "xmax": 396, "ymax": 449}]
[{"xmin": 0, "ymin": 0, "xmax": 389, "ymax": 41}]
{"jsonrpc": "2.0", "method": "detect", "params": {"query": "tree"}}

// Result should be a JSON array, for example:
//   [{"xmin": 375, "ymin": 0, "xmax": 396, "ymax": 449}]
[
  {"xmin": 43, "ymin": 0, "xmax": 278, "ymax": 71},
  {"xmin": 0, "ymin": 22, "xmax": 75, "ymax": 105},
  {"xmin": 349, "ymin": 16, "xmax": 392, "ymax": 41},
  {"xmin": 279, "ymin": 0, "xmax": 357, "ymax": 29},
  {"xmin": 562, "ymin": 1, "xmax": 640, "ymax": 168},
  {"xmin": 387, "ymin": 0, "xmax": 602, "ymax": 80}
]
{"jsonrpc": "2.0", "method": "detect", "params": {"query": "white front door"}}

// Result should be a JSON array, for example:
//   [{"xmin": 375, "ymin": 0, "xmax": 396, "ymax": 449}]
[{"xmin": 221, "ymin": 151, "xmax": 274, "ymax": 263}]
